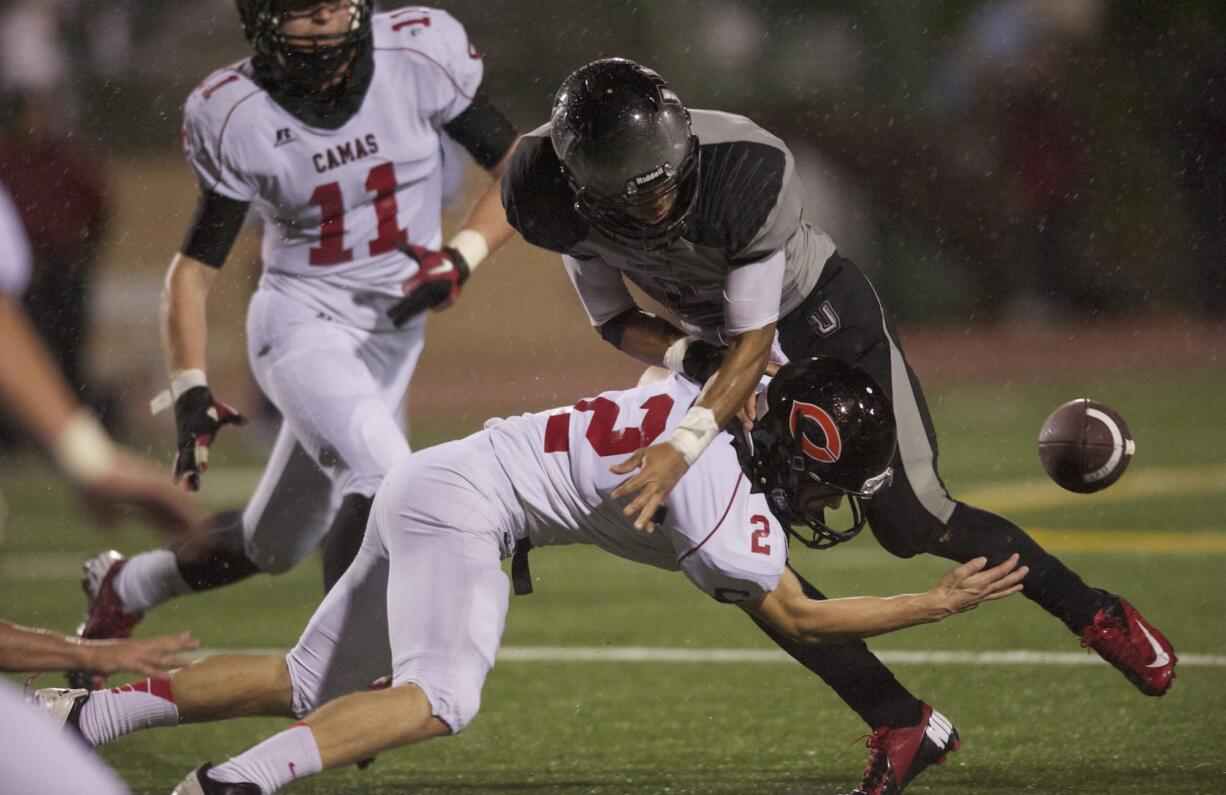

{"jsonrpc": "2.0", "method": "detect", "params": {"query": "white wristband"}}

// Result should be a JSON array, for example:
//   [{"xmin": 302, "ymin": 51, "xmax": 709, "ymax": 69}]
[
  {"xmin": 53, "ymin": 411, "xmax": 117, "ymax": 485},
  {"xmin": 170, "ymin": 369, "xmax": 208, "ymax": 401},
  {"xmin": 447, "ymin": 229, "xmax": 489, "ymax": 273},
  {"xmin": 665, "ymin": 406, "xmax": 719, "ymax": 466},
  {"xmin": 662, "ymin": 336, "xmax": 694, "ymax": 374}
]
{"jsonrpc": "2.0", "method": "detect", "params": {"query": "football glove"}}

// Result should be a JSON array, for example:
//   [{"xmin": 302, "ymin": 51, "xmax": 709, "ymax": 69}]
[
  {"xmin": 387, "ymin": 243, "xmax": 471, "ymax": 327},
  {"xmin": 172, "ymin": 386, "xmax": 246, "ymax": 491}
]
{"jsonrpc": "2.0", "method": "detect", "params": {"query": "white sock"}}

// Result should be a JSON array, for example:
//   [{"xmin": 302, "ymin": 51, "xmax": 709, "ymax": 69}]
[
  {"xmin": 78, "ymin": 678, "xmax": 179, "ymax": 746},
  {"xmin": 114, "ymin": 549, "xmax": 191, "ymax": 612},
  {"xmin": 210, "ymin": 723, "xmax": 324, "ymax": 794}
]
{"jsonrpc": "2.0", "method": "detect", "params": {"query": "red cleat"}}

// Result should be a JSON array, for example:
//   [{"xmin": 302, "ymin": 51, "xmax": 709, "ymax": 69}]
[
  {"xmin": 66, "ymin": 551, "xmax": 143, "ymax": 690},
  {"xmin": 1080, "ymin": 595, "xmax": 1176, "ymax": 696},
  {"xmin": 843, "ymin": 702, "xmax": 960, "ymax": 795}
]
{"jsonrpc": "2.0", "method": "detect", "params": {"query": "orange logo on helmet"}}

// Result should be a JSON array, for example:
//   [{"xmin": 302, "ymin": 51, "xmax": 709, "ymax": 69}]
[{"xmin": 789, "ymin": 401, "xmax": 841, "ymax": 464}]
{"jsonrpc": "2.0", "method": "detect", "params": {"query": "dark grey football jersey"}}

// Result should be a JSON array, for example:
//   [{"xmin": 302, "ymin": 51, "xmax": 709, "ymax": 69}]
[{"xmin": 503, "ymin": 109, "xmax": 836, "ymax": 340}]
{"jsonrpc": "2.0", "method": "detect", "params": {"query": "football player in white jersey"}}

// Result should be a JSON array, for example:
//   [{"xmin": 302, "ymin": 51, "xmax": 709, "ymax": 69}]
[
  {"xmin": 0, "ymin": 182, "xmax": 200, "ymax": 794},
  {"xmin": 68, "ymin": 0, "xmax": 520, "ymax": 689},
  {"xmin": 38, "ymin": 358, "xmax": 1026, "ymax": 794}
]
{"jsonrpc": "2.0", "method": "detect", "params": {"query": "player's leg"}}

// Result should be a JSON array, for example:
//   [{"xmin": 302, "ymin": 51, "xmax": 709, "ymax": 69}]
[
  {"xmin": 192, "ymin": 439, "xmax": 513, "ymax": 792},
  {"xmin": 249, "ymin": 291, "xmax": 423, "ymax": 590},
  {"xmin": 48, "ymin": 515, "xmax": 393, "ymax": 751},
  {"xmin": 318, "ymin": 313, "xmax": 425, "ymax": 590}
]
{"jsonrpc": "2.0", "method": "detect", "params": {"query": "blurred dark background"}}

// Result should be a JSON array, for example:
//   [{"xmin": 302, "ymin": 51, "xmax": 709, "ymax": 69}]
[
  {"xmin": 4, "ymin": 0, "xmax": 1223, "ymax": 323},
  {"xmin": 0, "ymin": 0, "xmax": 1223, "ymax": 439}
]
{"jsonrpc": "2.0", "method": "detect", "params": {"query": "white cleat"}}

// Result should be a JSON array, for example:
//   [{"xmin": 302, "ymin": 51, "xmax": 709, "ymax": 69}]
[{"xmin": 30, "ymin": 687, "xmax": 90, "ymax": 737}]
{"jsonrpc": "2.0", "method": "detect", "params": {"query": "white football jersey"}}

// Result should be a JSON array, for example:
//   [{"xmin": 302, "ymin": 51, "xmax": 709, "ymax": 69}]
[
  {"xmin": 487, "ymin": 374, "xmax": 788, "ymax": 603},
  {"xmin": 0, "ymin": 182, "xmax": 32, "ymax": 298},
  {"xmin": 181, "ymin": 6, "xmax": 482, "ymax": 330}
]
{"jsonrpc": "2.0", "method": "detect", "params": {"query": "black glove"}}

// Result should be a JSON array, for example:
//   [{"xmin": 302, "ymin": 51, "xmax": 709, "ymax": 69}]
[
  {"xmin": 173, "ymin": 385, "xmax": 246, "ymax": 491},
  {"xmin": 387, "ymin": 243, "xmax": 471, "ymax": 327}
]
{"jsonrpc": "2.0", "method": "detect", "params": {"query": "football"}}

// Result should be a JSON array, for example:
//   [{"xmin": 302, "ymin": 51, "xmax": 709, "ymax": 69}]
[{"xmin": 1038, "ymin": 399, "xmax": 1135, "ymax": 493}]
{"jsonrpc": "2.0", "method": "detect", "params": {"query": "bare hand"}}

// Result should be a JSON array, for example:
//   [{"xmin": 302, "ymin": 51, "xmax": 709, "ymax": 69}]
[
  {"xmin": 735, "ymin": 391, "xmax": 758, "ymax": 432},
  {"xmin": 930, "ymin": 553, "xmax": 1028, "ymax": 616},
  {"xmin": 610, "ymin": 443, "xmax": 689, "ymax": 533},
  {"xmin": 79, "ymin": 450, "xmax": 203, "ymax": 541},
  {"xmin": 82, "ymin": 631, "xmax": 199, "ymax": 676}
]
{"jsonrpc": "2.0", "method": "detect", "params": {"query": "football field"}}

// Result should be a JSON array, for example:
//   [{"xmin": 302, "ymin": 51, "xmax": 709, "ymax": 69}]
[{"xmin": 3, "ymin": 370, "xmax": 1225, "ymax": 794}]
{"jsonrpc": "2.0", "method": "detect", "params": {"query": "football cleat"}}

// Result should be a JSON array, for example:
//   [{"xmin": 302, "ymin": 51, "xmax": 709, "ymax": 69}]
[
  {"xmin": 172, "ymin": 763, "xmax": 260, "ymax": 795},
  {"xmin": 1080, "ymin": 594, "xmax": 1177, "ymax": 696},
  {"xmin": 30, "ymin": 688, "xmax": 90, "ymax": 742},
  {"xmin": 842, "ymin": 702, "xmax": 960, "ymax": 795},
  {"xmin": 67, "ymin": 551, "xmax": 144, "ymax": 690}
]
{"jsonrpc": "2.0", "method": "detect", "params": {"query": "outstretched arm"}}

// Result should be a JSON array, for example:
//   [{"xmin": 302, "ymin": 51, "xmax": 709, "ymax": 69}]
[
  {"xmin": 0, "ymin": 619, "xmax": 197, "ymax": 675},
  {"xmin": 741, "ymin": 555, "xmax": 1028, "ymax": 645}
]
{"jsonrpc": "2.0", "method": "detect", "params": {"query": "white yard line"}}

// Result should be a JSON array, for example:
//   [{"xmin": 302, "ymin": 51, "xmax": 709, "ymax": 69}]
[{"xmin": 187, "ymin": 646, "xmax": 1226, "ymax": 667}]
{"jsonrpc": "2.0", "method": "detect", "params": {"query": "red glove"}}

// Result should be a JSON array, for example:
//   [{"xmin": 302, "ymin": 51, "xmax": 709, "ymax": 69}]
[{"xmin": 387, "ymin": 243, "xmax": 471, "ymax": 327}]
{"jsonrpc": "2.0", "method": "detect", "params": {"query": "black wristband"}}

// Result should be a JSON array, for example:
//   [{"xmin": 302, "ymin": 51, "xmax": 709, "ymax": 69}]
[{"xmin": 682, "ymin": 340, "xmax": 724, "ymax": 383}]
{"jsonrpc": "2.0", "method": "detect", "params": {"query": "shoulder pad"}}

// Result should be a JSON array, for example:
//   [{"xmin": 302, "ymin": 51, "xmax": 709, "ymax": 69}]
[
  {"xmin": 688, "ymin": 141, "xmax": 787, "ymax": 257},
  {"xmin": 502, "ymin": 134, "xmax": 589, "ymax": 254}
]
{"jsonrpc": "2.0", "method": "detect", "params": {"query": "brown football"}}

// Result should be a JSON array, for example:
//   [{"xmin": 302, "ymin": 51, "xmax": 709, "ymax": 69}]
[{"xmin": 1038, "ymin": 399, "xmax": 1135, "ymax": 493}]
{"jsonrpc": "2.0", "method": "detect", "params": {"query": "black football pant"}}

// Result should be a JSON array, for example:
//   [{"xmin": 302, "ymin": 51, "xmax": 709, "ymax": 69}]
[{"xmin": 760, "ymin": 253, "xmax": 1112, "ymax": 729}]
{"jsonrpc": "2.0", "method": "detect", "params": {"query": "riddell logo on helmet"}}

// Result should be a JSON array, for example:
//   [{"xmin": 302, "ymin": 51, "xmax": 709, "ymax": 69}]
[
  {"xmin": 789, "ymin": 402, "xmax": 842, "ymax": 464},
  {"xmin": 634, "ymin": 166, "xmax": 666, "ymax": 186}
]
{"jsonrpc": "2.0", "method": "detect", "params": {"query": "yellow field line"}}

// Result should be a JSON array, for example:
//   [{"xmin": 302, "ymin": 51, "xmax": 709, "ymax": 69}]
[
  {"xmin": 953, "ymin": 464, "xmax": 1226, "ymax": 553},
  {"xmin": 1026, "ymin": 529, "xmax": 1226, "ymax": 553},
  {"xmin": 958, "ymin": 464, "xmax": 1226, "ymax": 513}
]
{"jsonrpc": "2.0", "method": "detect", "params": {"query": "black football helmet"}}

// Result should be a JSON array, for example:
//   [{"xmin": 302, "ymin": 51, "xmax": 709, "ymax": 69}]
[
  {"xmin": 551, "ymin": 58, "xmax": 700, "ymax": 250},
  {"xmin": 237, "ymin": 0, "xmax": 373, "ymax": 88},
  {"xmin": 733, "ymin": 357, "xmax": 897, "ymax": 549}
]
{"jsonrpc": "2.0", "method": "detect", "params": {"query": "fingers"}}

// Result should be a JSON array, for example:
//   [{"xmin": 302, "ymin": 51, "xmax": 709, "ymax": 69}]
[
  {"xmin": 950, "ymin": 556, "xmax": 990, "ymax": 580},
  {"xmin": 609, "ymin": 449, "xmax": 646, "ymax": 480},
  {"xmin": 215, "ymin": 403, "xmax": 248, "ymax": 427},
  {"xmin": 630, "ymin": 491, "xmax": 665, "ymax": 533}
]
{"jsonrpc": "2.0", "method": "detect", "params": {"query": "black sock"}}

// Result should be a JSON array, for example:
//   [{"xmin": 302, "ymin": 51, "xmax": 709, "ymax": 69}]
[
  {"xmin": 749, "ymin": 565, "xmax": 923, "ymax": 729},
  {"xmin": 929, "ymin": 503, "xmax": 1112, "ymax": 633},
  {"xmin": 321, "ymin": 493, "xmax": 374, "ymax": 592}
]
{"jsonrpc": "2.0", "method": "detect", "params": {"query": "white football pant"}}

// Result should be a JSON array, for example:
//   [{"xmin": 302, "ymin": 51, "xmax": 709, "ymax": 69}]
[
  {"xmin": 284, "ymin": 432, "xmax": 520, "ymax": 732},
  {"xmin": 240, "ymin": 288, "xmax": 424, "ymax": 572}
]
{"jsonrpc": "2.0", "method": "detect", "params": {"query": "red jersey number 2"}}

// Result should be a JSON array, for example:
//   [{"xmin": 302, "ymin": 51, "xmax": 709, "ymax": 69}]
[
  {"xmin": 544, "ymin": 394, "xmax": 675, "ymax": 456},
  {"xmin": 308, "ymin": 162, "xmax": 408, "ymax": 266},
  {"xmin": 750, "ymin": 514, "xmax": 772, "ymax": 555}
]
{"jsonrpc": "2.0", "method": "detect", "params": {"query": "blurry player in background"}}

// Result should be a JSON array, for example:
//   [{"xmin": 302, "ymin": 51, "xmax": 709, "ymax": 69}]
[
  {"xmin": 37, "ymin": 358, "xmax": 1027, "ymax": 794},
  {"xmin": 68, "ymin": 0, "xmax": 519, "ymax": 689},
  {"xmin": 499, "ymin": 58, "xmax": 1176, "ymax": 794},
  {"xmin": 0, "ymin": 181, "xmax": 199, "ymax": 793}
]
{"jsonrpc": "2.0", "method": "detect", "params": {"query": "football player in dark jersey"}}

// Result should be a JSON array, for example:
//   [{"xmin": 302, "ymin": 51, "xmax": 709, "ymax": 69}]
[{"xmin": 495, "ymin": 58, "xmax": 1176, "ymax": 794}]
